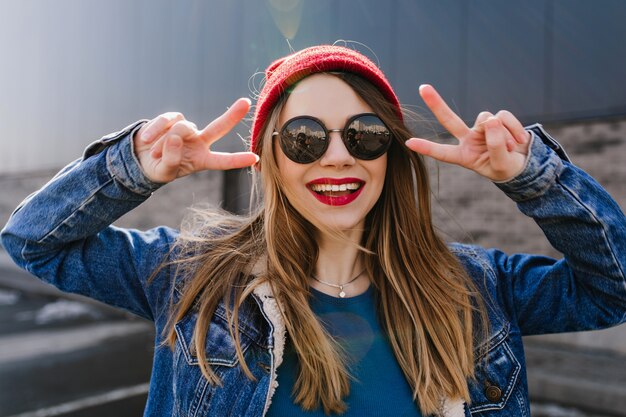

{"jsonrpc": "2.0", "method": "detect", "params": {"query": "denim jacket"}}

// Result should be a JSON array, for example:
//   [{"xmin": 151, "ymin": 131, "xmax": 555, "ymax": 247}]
[{"xmin": 2, "ymin": 121, "xmax": 625, "ymax": 417}]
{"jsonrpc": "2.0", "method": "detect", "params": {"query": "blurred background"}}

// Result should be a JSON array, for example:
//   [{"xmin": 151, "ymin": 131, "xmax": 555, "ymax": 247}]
[{"xmin": 0, "ymin": 0, "xmax": 625, "ymax": 416}]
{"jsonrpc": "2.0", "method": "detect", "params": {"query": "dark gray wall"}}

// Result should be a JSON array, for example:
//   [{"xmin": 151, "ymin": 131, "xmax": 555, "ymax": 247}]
[{"xmin": 1, "ymin": 0, "xmax": 625, "ymax": 174}]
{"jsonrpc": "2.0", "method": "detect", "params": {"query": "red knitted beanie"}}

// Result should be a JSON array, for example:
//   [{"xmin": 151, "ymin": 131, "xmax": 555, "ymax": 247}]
[{"xmin": 250, "ymin": 45, "xmax": 402, "ymax": 154}]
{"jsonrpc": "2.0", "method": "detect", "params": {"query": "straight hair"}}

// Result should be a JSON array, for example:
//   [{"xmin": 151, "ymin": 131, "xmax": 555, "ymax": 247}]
[{"xmin": 153, "ymin": 72, "xmax": 489, "ymax": 415}]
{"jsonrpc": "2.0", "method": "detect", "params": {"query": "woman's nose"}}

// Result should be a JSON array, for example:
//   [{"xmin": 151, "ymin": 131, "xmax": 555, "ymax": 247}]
[{"xmin": 318, "ymin": 131, "xmax": 355, "ymax": 168}]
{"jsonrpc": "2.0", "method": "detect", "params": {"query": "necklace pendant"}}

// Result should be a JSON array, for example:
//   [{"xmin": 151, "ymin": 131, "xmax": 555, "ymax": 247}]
[{"xmin": 311, "ymin": 270, "xmax": 364, "ymax": 299}]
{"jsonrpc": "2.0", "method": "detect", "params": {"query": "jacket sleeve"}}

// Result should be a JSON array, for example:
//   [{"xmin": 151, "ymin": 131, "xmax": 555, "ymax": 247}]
[
  {"xmin": 484, "ymin": 126, "xmax": 626, "ymax": 335},
  {"xmin": 0, "ymin": 120, "xmax": 180, "ymax": 322}
]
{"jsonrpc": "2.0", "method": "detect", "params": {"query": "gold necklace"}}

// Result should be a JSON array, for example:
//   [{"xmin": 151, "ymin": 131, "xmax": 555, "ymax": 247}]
[{"xmin": 311, "ymin": 269, "xmax": 365, "ymax": 298}]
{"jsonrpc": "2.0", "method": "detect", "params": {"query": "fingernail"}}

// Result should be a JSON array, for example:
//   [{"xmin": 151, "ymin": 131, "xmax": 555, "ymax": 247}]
[{"xmin": 243, "ymin": 97, "xmax": 252, "ymax": 106}]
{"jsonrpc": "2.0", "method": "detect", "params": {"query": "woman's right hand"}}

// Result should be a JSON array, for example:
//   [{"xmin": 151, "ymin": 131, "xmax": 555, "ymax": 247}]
[{"xmin": 132, "ymin": 98, "xmax": 259, "ymax": 184}]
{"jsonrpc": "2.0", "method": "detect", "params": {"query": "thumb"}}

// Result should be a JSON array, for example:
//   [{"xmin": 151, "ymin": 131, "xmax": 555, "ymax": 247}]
[
  {"xmin": 157, "ymin": 135, "xmax": 183, "ymax": 181},
  {"xmin": 484, "ymin": 119, "xmax": 511, "ymax": 172}
]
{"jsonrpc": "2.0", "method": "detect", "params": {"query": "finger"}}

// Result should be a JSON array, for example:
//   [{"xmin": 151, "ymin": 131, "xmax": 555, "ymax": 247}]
[
  {"xmin": 495, "ymin": 110, "xmax": 530, "ymax": 144},
  {"xmin": 405, "ymin": 138, "xmax": 463, "ymax": 165},
  {"xmin": 202, "ymin": 151, "xmax": 260, "ymax": 171},
  {"xmin": 140, "ymin": 112, "xmax": 185, "ymax": 144},
  {"xmin": 169, "ymin": 120, "xmax": 199, "ymax": 139},
  {"xmin": 149, "ymin": 120, "xmax": 197, "ymax": 159},
  {"xmin": 150, "ymin": 135, "xmax": 167, "ymax": 159},
  {"xmin": 419, "ymin": 84, "xmax": 471, "ymax": 139},
  {"xmin": 199, "ymin": 98, "xmax": 251, "ymax": 145},
  {"xmin": 475, "ymin": 112, "xmax": 517, "ymax": 152},
  {"xmin": 484, "ymin": 118, "xmax": 510, "ymax": 172},
  {"xmin": 159, "ymin": 135, "xmax": 183, "ymax": 177},
  {"xmin": 473, "ymin": 111, "xmax": 494, "ymax": 131}
]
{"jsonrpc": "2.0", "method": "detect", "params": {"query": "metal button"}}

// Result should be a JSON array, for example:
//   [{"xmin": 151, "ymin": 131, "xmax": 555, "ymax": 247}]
[{"xmin": 485, "ymin": 385, "xmax": 502, "ymax": 402}]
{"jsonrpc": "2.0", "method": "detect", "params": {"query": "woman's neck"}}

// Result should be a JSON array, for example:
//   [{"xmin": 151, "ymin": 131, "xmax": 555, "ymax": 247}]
[{"xmin": 312, "ymin": 229, "xmax": 370, "ymax": 297}]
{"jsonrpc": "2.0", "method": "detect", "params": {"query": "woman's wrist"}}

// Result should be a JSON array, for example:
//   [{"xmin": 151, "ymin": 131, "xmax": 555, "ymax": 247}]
[
  {"xmin": 106, "ymin": 125, "xmax": 167, "ymax": 197},
  {"xmin": 493, "ymin": 129, "xmax": 565, "ymax": 202}
]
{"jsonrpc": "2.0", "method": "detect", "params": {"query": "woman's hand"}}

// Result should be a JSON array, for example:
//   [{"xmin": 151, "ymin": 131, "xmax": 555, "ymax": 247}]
[
  {"xmin": 132, "ymin": 98, "xmax": 259, "ymax": 184},
  {"xmin": 405, "ymin": 85, "xmax": 531, "ymax": 182}
]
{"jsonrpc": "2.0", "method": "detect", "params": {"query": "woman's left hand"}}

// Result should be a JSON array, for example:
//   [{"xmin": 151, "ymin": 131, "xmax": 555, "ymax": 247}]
[{"xmin": 405, "ymin": 84, "xmax": 531, "ymax": 182}]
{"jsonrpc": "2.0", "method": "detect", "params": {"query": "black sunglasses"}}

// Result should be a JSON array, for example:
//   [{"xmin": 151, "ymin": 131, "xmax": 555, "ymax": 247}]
[{"xmin": 272, "ymin": 113, "xmax": 393, "ymax": 164}]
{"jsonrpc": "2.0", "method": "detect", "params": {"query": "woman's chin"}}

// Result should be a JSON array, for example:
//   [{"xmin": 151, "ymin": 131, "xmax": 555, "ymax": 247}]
[{"xmin": 311, "ymin": 216, "xmax": 366, "ymax": 237}]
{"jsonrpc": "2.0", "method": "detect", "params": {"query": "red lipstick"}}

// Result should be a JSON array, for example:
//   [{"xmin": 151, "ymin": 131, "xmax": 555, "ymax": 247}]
[{"xmin": 306, "ymin": 177, "xmax": 365, "ymax": 206}]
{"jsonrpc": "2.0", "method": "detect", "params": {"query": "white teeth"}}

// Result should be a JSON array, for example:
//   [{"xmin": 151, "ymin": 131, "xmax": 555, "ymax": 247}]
[{"xmin": 310, "ymin": 182, "xmax": 362, "ymax": 192}]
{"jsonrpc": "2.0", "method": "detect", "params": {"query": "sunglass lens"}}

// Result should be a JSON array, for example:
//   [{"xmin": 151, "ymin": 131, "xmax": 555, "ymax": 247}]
[
  {"xmin": 345, "ymin": 115, "xmax": 392, "ymax": 160},
  {"xmin": 280, "ymin": 118, "xmax": 327, "ymax": 163}
]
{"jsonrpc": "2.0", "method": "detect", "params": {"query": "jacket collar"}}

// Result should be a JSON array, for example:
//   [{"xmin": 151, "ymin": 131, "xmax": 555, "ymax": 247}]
[{"xmin": 252, "ymin": 282, "xmax": 286, "ymax": 416}]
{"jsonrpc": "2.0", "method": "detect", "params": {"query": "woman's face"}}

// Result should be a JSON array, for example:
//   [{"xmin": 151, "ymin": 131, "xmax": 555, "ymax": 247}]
[{"xmin": 274, "ymin": 73, "xmax": 387, "ymax": 233}]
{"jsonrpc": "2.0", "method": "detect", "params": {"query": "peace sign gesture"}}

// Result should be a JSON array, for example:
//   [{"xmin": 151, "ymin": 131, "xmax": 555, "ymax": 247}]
[
  {"xmin": 405, "ymin": 85, "xmax": 531, "ymax": 182},
  {"xmin": 133, "ymin": 98, "xmax": 259, "ymax": 184}
]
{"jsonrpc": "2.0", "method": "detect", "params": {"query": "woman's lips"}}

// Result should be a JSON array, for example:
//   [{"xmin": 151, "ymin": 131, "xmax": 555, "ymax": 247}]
[
  {"xmin": 306, "ymin": 178, "xmax": 365, "ymax": 206},
  {"xmin": 308, "ymin": 186, "xmax": 364, "ymax": 206}
]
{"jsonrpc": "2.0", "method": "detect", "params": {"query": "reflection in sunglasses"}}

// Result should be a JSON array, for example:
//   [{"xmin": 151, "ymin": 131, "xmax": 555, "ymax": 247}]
[{"xmin": 276, "ymin": 113, "xmax": 393, "ymax": 163}]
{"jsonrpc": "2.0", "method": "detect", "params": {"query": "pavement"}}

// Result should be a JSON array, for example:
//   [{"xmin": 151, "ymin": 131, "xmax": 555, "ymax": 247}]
[
  {"xmin": 0, "ymin": 250, "xmax": 154, "ymax": 417},
  {"xmin": 525, "ymin": 340, "xmax": 626, "ymax": 416},
  {"xmin": 0, "ymin": 249, "xmax": 625, "ymax": 416}
]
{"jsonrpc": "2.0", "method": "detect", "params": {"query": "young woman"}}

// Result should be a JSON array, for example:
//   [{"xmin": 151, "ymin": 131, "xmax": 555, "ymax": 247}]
[{"xmin": 2, "ymin": 45, "xmax": 625, "ymax": 417}]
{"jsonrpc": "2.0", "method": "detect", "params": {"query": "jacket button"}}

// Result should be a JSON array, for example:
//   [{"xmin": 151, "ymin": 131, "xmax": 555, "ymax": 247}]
[
  {"xmin": 485, "ymin": 385, "xmax": 502, "ymax": 402},
  {"xmin": 258, "ymin": 362, "xmax": 271, "ymax": 373}
]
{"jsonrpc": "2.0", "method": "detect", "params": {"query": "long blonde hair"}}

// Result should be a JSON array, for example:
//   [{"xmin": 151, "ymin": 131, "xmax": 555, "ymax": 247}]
[{"xmin": 156, "ymin": 72, "xmax": 489, "ymax": 415}]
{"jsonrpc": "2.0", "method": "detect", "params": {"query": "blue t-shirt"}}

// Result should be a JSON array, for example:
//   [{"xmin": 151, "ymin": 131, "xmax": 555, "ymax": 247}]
[{"xmin": 267, "ymin": 285, "xmax": 423, "ymax": 416}]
